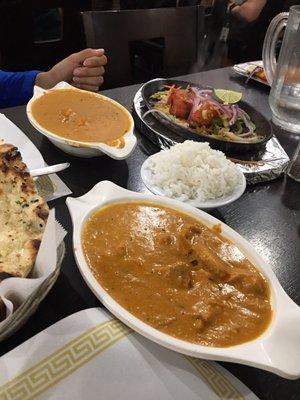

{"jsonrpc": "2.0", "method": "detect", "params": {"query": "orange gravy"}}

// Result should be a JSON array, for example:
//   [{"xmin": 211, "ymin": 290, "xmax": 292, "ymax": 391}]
[
  {"xmin": 82, "ymin": 202, "xmax": 272, "ymax": 347},
  {"xmin": 31, "ymin": 89, "xmax": 130, "ymax": 146}
]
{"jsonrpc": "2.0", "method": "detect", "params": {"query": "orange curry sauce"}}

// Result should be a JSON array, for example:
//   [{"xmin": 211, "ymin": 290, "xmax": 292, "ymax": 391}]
[
  {"xmin": 82, "ymin": 203, "xmax": 272, "ymax": 347},
  {"xmin": 31, "ymin": 89, "xmax": 130, "ymax": 147}
]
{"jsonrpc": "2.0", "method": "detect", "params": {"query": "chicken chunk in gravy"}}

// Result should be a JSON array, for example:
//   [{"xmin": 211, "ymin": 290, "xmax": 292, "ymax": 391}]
[{"xmin": 82, "ymin": 203, "xmax": 272, "ymax": 347}]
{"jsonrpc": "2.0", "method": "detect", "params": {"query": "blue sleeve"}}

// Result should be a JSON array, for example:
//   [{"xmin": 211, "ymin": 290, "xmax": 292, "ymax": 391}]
[{"xmin": 0, "ymin": 70, "xmax": 40, "ymax": 108}]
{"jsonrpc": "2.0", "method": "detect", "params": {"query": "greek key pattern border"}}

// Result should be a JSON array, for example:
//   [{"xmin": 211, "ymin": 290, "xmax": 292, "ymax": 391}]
[
  {"xmin": 0, "ymin": 319, "xmax": 131, "ymax": 400},
  {"xmin": 0, "ymin": 319, "xmax": 246, "ymax": 400},
  {"xmin": 186, "ymin": 356, "xmax": 245, "ymax": 400}
]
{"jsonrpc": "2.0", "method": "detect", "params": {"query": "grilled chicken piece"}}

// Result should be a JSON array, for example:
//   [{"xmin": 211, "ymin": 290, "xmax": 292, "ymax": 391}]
[
  {"xmin": 189, "ymin": 101, "xmax": 219, "ymax": 126},
  {"xmin": 167, "ymin": 87, "xmax": 194, "ymax": 119}
]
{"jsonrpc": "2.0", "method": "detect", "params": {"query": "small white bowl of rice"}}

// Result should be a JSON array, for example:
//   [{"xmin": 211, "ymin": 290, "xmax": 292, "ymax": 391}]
[{"xmin": 141, "ymin": 141, "xmax": 246, "ymax": 209}]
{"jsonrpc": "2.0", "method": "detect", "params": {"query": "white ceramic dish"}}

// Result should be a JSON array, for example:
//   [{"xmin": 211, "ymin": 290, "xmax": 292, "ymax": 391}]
[
  {"xmin": 233, "ymin": 61, "xmax": 270, "ymax": 86},
  {"xmin": 0, "ymin": 113, "xmax": 45, "ymax": 169},
  {"xmin": 66, "ymin": 181, "xmax": 300, "ymax": 379},
  {"xmin": 26, "ymin": 82, "xmax": 137, "ymax": 159},
  {"xmin": 141, "ymin": 154, "xmax": 246, "ymax": 209}
]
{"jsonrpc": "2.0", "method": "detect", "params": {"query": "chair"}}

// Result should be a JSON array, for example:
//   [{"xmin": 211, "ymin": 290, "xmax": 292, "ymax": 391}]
[
  {"xmin": 81, "ymin": 6, "xmax": 204, "ymax": 88},
  {"xmin": 91, "ymin": 1, "xmax": 200, "ymax": 9},
  {"xmin": 201, "ymin": 0, "xmax": 227, "ymax": 69},
  {"xmin": 91, "ymin": 0, "xmax": 120, "ymax": 10},
  {"xmin": 0, "ymin": 0, "xmax": 90, "ymax": 72}
]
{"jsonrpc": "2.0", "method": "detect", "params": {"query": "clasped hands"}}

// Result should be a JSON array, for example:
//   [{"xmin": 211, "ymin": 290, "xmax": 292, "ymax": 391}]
[{"xmin": 35, "ymin": 48, "xmax": 107, "ymax": 92}]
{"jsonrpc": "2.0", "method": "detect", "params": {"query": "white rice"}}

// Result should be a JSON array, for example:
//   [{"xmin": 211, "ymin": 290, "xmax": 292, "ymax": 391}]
[{"xmin": 147, "ymin": 141, "xmax": 241, "ymax": 202}]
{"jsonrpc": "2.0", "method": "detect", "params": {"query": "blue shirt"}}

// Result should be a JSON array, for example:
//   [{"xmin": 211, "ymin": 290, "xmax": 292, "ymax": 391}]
[{"xmin": 0, "ymin": 70, "xmax": 39, "ymax": 108}]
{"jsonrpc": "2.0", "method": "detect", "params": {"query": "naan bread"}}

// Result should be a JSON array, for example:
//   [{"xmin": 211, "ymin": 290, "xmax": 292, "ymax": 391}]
[{"xmin": 0, "ymin": 143, "xmax": 49, "ymax": 279}]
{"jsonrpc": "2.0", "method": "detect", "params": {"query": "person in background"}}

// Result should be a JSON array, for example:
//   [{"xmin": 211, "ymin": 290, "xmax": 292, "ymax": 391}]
[
  {"xmin": 230, "ymin": 0, "xmax": 267, "ymax": 22},
  {"xmin": 227, "ymin": 0, "xmax": 285, "ymax": 63},
  {"xmin": 0, "ymin": 48, "xmax": 107, "ymax": 108}
]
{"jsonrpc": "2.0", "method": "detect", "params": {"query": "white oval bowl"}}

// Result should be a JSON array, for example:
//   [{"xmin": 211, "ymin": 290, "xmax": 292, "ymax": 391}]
[
  {"xmin": 26, "ymin": 82, "xmax": 137, "ymax": 160},
  {"xmin": 66, "ymin": 181, "xmax": 300, "ymax": 379},
  {"xmin": 141, "ymin": 154, "xmax": 246, "ymax": 209}
]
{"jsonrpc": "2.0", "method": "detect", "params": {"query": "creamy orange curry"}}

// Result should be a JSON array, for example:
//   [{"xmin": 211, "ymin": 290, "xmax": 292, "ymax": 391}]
[
  {"xmin": 82, "ymin": 203, "xmax": 272, "ymax": 347},
  {"xmin": 31, "ymin": 89, "xmax": 131, "ymax": 147}
]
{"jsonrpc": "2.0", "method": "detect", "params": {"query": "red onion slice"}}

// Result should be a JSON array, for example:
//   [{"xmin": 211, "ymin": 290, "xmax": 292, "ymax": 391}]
[
  {"xmin": 229, "ymin": 105, "xmax": 238, "ymax": 126},
  {"xmin": 238, "ymin": 107, "xmax": 251, "ymax": 121},
  {"xmin": 237, "ymin": 109, "xmax": 254, "ymax": 132}
]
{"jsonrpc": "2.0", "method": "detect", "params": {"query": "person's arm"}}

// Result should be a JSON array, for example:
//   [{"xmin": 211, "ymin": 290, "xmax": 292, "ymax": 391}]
[
  {"xmin": 231, "ymin": 0, "xmax": 267, "ymax": 23},
  {"xmin": 0, "ymin": 70, "xmax": 39, "ymax": 108},
  {"xmin": 0, "ymin": 48, "xmax": 107, "ymax": 108}
]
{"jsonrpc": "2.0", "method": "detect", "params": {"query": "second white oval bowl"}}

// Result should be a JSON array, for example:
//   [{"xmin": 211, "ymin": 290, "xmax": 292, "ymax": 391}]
[{"xmin": 26, "ymin": 82, "xmax": 136, "ymax": 160}]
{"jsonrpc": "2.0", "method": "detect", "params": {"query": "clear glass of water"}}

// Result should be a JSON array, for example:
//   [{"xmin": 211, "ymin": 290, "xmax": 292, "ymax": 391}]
[{"xmin": 263, "ymin": 6, "xmax": 300, "ymax": 133}]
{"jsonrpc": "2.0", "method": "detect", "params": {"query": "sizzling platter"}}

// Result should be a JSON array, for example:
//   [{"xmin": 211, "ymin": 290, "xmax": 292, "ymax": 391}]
[{"xmin": 142, "ymin": 79, "xmax": 273, "ymax": 154}]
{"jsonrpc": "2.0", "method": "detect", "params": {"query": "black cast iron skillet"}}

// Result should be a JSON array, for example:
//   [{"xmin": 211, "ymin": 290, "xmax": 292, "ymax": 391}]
[{"xmin": 141, "ymin": 78, "xmax": 273, "ymax": 154}]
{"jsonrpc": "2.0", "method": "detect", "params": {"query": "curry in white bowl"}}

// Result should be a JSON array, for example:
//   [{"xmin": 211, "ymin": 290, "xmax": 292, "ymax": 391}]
[
  {"xmin": 30, "ymin": 89, "xmax": 131, "ymax": 149},
  {"xmin": 82, "ymin": 202, "xmax": 272, "ymax": 348}
]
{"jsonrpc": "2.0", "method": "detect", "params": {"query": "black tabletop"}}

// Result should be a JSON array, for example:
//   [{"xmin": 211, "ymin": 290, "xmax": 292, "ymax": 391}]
[{"xmin": 1, "ymin": 67, "xmax": 299, "ymax": 400}]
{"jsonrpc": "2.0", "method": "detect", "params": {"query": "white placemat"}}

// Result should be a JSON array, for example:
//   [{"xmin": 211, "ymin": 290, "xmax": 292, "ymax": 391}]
[{"xmin": 0, "ymin": 308, "xmax": 259, "ymax": 400}]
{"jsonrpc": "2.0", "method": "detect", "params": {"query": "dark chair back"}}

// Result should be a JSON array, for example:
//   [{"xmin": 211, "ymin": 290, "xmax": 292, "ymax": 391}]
[
  {"xmin": 81, "ymin": 6, "xmax": 204, "ymax": 88},
  {"xmin": 91, "ymin": 1, "xmax": 200, "ymax": 9},
  {"xmin": 0, "ymin": 0, "xmax": 89, "ymax": 71}
]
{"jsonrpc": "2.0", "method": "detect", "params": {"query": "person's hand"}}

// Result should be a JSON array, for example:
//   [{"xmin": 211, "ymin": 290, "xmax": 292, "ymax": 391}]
[
  {"xmin": 227, "ymin": 0, "xmax": 236, "ymax": 12},
  {"xmin": 71, "ymin": 48, "xmax": 107, "ymax": 91},
  {"xmin": 35, "ymin": 48, "xmax": 107, "ymax": 91}
]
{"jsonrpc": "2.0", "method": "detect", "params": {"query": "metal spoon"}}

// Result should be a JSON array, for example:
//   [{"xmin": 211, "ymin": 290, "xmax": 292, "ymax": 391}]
[{"xmin": 29, "ymin": 163, "xmax": 70, "ymax": 178}]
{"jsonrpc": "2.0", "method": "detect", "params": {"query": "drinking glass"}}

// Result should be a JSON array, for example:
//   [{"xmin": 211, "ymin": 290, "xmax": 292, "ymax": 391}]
[{"xmin": 263, "ymin": 6, "xmax": 300, "ymax": 134}]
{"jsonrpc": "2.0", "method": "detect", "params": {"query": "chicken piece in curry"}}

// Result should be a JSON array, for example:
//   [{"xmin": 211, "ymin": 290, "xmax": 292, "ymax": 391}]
[{"xmin": 82, "ymin": 203, "xmax": 272, "ymax": 347}]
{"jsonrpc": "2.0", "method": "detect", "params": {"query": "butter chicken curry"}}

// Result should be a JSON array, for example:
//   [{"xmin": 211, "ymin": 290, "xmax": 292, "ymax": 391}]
[
  {"xmin": 31, "ymin": 89, "xmax": 131, "ymax": 147},
  {"xmin": 82, "ymin": 203, "xmax": 272, "ymax": 347}
]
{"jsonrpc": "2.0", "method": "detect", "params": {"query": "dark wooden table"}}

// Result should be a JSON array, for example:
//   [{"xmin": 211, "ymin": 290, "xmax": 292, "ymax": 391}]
[{"xmin": 1, "ymin": 67, "xmax": 299, "ymax": 400}]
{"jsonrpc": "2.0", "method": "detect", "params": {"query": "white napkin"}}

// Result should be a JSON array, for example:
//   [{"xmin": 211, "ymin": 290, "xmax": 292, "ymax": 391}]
[
  {"xmin": 0, "ymin": 308, "xmax": 259, "ymax": 400},
  {"xmin": 0, "ymin": 209, "xmax": 66, "ymax": 326}
]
